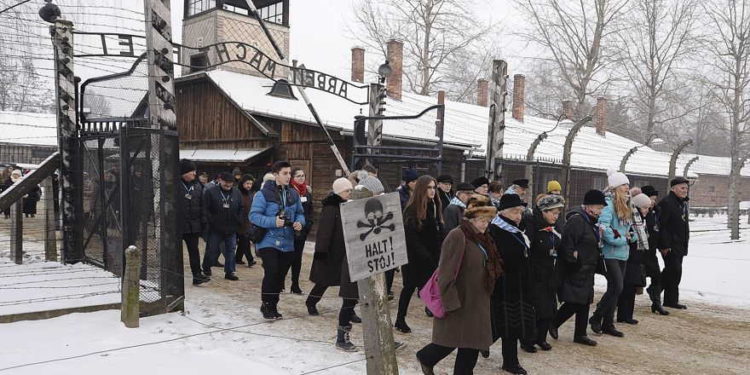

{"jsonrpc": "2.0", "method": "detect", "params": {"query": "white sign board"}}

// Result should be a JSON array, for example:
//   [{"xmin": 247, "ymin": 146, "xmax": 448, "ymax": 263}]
[{"xmin": 341, "ymin": 192, "xmax": 408, "ymax": 282}]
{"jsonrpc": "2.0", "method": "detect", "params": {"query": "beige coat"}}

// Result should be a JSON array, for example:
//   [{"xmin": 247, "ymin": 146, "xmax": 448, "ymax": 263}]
[{"xmin": 431, "ymin": 226, "xmax": 494, "ymax": 351}]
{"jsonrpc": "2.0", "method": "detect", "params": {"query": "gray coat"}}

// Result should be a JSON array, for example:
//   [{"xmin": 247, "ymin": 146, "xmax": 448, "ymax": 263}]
[
  {"xmin": 432, "ymin": 227, "xmax": 494, "ymax": 351},
  {"xmin": 443, "ymin": 204, "xmax": 465, "ymax": 235}
]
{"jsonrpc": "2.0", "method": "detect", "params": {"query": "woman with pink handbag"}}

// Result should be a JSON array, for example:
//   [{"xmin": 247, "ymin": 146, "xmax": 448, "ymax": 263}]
[{"xmin": 416, "ymin": 195, "xmax": 502, "ymax": 375}]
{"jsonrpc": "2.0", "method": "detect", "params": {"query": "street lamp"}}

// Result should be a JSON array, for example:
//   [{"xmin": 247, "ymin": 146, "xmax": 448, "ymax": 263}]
[
  {"xmin": 377, "ymin": 60, "xmax": 392, "ymax": 84},
  {"xmin": 619, "ymin": 133, "xmax": 664, "ymax": 172}
]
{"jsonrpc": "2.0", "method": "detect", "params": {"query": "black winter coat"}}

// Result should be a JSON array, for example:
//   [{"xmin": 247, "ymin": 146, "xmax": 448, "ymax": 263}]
[
  {"xmin": 203, "ymin": 185, "xmax": 243, "ymax": 236},
  {"xmin": 524, "ymin": 211, "xmax": 561, "ymax": 320},
  {"xmin": 438, "ymin": 189, "xmax": 452, "ymax": 212},
  {"xmin": 296, "ymin": 186, "xmax": 314, "ymax": 239},
  {"xmin": 309, "ymin": 193, "xmax": 357, "ymax": 299},
  {"xmin": 402, "ymin": 200, "xmax": 443, "ymax": 289},
  {"xmin": 657, "ymin": 192, "xmax": 690, "ymax": 256},
  {"xmin": 22, "ymin": 185, "xmax": 41, "ymax": 215},
  {"xmin": 557, "ymin": 207, "xmax": 601, "ymax": 305},
  {"xmin": 489, "ymin": 216, "xmax": 536, "ymax": 341},
  {"xmin": 177, "ymin": 178, "xmax": 205, "ymax": 235}
]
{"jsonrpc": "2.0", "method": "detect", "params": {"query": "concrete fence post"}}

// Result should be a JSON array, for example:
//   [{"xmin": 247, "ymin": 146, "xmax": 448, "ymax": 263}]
[
  {"xmin": 121, "ymin": 245, "xmax": 140, "ymax": 328},
  {"xmin": 10, "ymin": 202, "xmax": 23, "ymax": 264}
]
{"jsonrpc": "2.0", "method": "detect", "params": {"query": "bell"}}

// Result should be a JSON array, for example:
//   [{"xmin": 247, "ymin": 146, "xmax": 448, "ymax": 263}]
[{"xmin": 267, "ymin": 79, "xmax": 297, "ymax": 100}]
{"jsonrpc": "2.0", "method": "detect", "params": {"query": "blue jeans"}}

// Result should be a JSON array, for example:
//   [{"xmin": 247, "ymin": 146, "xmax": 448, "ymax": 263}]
[{"xmin": 203, "ymin": 232, "xmax": 237, "ymax": 275}]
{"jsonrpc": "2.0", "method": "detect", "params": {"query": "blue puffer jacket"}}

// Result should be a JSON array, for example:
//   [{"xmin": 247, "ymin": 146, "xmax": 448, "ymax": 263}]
[
  {"xmin": 250, "ymin": 180, "xmax": 305, "ymax": 252},
  {"xmin": 599, "ymin": 196, "xmax": 636, "ymax": 261}
]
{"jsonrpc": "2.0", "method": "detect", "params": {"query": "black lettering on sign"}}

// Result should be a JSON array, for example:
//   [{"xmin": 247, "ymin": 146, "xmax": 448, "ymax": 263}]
[
  {"xmin": 316, "ymin": 72, "xmax": 326, "ymax": 90},
  {"xmin": 327, "ymin": 76, "xmax": 337, "ymax": 94},
  {"xmin": 235, "ymin": 43, "xmax": 247, "ymax": 60},
  {"xmin": 249, "ymin": 50, "xmax": 264, "ymax": 70},
  {"xmin": 304, "ymin": 70, "xmax": 315, "ymax": 87},
  {"xmin": 338, "ymin": 81, "xmax": 348, "ymax": 98},
  {"xmin": 262, "ymin": 59, "xmax": 276, "ymax": 77},
  {"xmin": 214, "ymin": 43, "xmax": 230, "ymax": 63},
  {"xmin": 118, "ymin": 35, "xmax": 134, "ymax": 56}
]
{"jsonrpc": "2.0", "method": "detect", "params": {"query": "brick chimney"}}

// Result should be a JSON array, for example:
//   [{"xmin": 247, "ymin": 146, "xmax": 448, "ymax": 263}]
[
  {"xmin": 596, "ymin": 97, "xmax": 607, "ymax": 136},
  {"xmin": 351, "ymin": 47, "xmax": 365, "ymax": 83},
  {"xmin": 562, "ymin": 100, "xmax": 574, "ymax": 120},
  {"xmin": 512, "ymin": 74, "xmax": 525, "ymax": 122},
  {"xmin": 386, "ymin": 39, "xmax": 403, "ymax": 100},
  {"xmin": 477, "ymin": 79, "xmax": 489, "ymax": 107}
]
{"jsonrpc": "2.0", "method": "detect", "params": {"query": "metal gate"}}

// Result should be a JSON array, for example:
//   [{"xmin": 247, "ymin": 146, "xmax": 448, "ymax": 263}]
[{"xmin": 73, "ymin": 56, "xmax": 183, "ymax": 314}]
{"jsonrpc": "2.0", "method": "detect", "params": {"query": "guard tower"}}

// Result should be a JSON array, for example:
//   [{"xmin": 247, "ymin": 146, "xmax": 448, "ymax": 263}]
[{"xmin": 181, "ymin": 0, "xmax": 290, "ymax": 77}]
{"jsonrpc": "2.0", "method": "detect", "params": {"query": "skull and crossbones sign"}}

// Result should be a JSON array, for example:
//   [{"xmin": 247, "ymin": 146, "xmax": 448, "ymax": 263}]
[{"xmin": 357, "ymin": 198, "xmax": 396, "ymax": 241}]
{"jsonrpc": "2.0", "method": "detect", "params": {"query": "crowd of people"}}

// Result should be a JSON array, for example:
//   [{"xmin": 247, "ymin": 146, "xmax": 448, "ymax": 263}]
[
  {"xmin": 1, "ymin": 166, "xmax": 42, "ymax": 219},
  {"xmin": 176, "ymin": 159, "xmax": 692, "ymax": 375}
]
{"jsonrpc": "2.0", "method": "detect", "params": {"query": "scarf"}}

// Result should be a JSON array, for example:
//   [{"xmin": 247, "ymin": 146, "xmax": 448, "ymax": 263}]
[
  {"xmin": 291, "ymin": 180, "xmax": 307, "ymax": 197},
  {"xmin": 448, "ymin": 196, "xmax": 466, "ymax": 209},
  {"xmin": 492, "ymin": 215, "xmax": 532, "ymax": 253},
  {"xmin": 631, "ymin": 208, "xmax": 649, "ymax": 251},
  {"xmin": 460, "ymin": 220, "xmax": 503, "ymax": 291}
]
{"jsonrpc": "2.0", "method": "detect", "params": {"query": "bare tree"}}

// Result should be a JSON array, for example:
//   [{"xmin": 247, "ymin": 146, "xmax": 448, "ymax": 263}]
[
  {"xmin": 351, "ymin": 0, "xmax": 494, "ymax": 99},
  {"xmin": 515, "ymin": 0, "xmax": 630, "ymax": 117},
  {"xmin": 618, "ymin": 0, "xmax": 697, "ymax": 141},
  {"xmin": 703, "ymin": 0, "xmax": 750, "ymax": 240}
]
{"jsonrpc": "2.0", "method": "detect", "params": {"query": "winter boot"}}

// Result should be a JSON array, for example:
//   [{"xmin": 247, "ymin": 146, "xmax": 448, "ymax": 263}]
[
  {"xmin": 350, "ymin": 311, "xmax": 362, "ymax": 324},
  {"xmin": 270, "ymin": 303, "xmax": 283, "ymax": 320},
  {"xmin": 335, "ymin": 325, "xmax": 358, "ymax": 352},
  {"xmin": 416, "ymin": 353, "xmax": 435, "ymax": 375},
  {"xmin": 290, "ymin": 283, "xmax": 303, "ymax": 295},
  {"xmin": 260, "ymin": 302, "xmax": 275, "ymax": 320},
  {"xmin": 394, "ymin": 319, "xmax": 411, "ymax": 334},
  {"xmin": 306, "ymin": 301, "xmax": 319, "ymax": 316},
  {"xmin": 648, "ymin": 286, "xmax": 670, "ymax": 315},
  {"xmin": 589, "ymin": 311, "xmax": 603, "ymax": 334},
  {"xmin": 574, "ymin": 336, "xmax": 598, "ymax": 346}
]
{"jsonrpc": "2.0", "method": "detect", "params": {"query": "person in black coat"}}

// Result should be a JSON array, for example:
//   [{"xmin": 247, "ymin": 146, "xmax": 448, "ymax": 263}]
[
  {"xmin": 395, "ymin": 175, "xmax": 444, "ymax": 334},
  {"xmin": 282, "ymin": 167, "xmax": 313, "ymax": 294},
  {"xmin": 22, "ymin": 184, "xmax": 41, "ymax": 218},
  {"xmin": 657, "ymin": 177, "xmax": 691, "ymax": 309},
  {"xmin": 436, "ymin": 174, "xmax": 454, "ymax": 210},
  {"xmin": 304, "ymin": 178, "xmax": 360, "ymax": 351},
  {"xmin": 521, "ymin": 194, "xmax": 565, "ymax": 353},
  {"xmin": 177, "ymin": 160, "xmax": 210, "ymax": 285},
  {"xmin": 640, "ymin": 186, "xmax": 669, "ymax": 315},
  {"xmin": 617, "ymin": 193, "xmax": 652, "ymax": 324},
  {"xmin": 201, "ymin": 172, "xmax": 243, "ymax": 280},
  {"xmin": 235, "ymin": 174, "xmax": 257, "ymax": 267},
  {"xmin": 489, "ymin": 194, "xmax": 535, "ymax": 375},
  {"xmin": 550, "ymin": 190, "xmax": 607, "ymax": 347}
]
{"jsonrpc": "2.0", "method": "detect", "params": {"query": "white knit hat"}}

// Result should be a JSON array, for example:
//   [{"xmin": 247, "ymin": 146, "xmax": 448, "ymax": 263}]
[
  {"xmin": 607, "ymin": 169, "xmax": 630, "ymax": 188},
  {"xmin": 332, "ymin": 177, "xmax": 353, "ymax": 194},
  {"xmin": 631, "ymin": 193, "xmax": 652, "ymax": 209}
]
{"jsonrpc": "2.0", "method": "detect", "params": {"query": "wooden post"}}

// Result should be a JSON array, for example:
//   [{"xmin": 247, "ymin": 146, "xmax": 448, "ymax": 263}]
[
  {"xmin": 122, "ymin": 245, "xmax": 140, "ymax": 328},
  {"xmin": 357, "ymin": 274, "xmax": 399, "ymax": 374},
  {"xmin": 51, "ymin": 19, "xmax": 81, "ymax": 264},
  {"xmin": 485, "ymin": 60, "xmax": 508, "ymax": 180},
  {"xmin": 9, "ymin": 202, "xmax": 23, "ymax": 265},
  {"xmin": 349, "ymin": 189, "xmax": 398, "ymax": 374},
  {"xmin": 43, "ymin": 177, "xmax": 57, "ymax": 261}
]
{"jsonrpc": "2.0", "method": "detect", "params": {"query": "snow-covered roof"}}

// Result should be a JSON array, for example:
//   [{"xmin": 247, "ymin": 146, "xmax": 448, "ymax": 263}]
[
  {"xmin": 0, "ymin": 111, "xmax": 58, "ymax": 147},
  {"xmin": 179, "ymin": 148, "xmax": 270, "ymax": 163}
]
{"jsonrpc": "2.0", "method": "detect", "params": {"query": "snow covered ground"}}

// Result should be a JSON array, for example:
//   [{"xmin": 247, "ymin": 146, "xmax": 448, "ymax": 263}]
[
  {"xmin": 0, "ymin": 215, "xmax": 747, "ymax": 375},
  {"xmin": 0, "ymin": 261, "xmax": 121, "ymax": 316}
]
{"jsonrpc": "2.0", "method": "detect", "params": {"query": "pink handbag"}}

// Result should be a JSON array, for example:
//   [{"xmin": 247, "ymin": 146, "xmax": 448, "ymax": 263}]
[{"xmin": 419, "ymin": 247, "xmax": 464, "ymax": 319}]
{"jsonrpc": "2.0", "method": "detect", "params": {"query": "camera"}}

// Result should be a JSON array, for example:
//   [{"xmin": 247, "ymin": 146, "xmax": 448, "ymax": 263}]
[{"xmin": 277, "ymin": 210, "xmax": 294, "ymax": 227}]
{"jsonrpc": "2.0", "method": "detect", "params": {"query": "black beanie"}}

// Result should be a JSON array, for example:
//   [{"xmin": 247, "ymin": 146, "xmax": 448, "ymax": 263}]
[
  {"xmin": 180, "ymin": 159, "xmax": 197, "ymax": 175},
  {"xmin": 583, "ymin": 190, "xmax": 607, "ymax": 206}
]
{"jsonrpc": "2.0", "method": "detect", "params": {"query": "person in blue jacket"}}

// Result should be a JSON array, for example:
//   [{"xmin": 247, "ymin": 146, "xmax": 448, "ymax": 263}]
[
  {"xmin": 250, "ymin": 161, "xmax": 305, "ymax": 320},
  {"xmin": 589, "ymin": 171, "xmax": 637, "ymax": 338}
]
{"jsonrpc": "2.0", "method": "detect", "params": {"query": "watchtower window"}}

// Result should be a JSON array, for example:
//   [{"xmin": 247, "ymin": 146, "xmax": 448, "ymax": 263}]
[
  {"xmin": 187, "ymin": 0, "xmax": 216, "ymax": 17},
  {"xmin": 257, "ymin": 2, "xmax": 283, "ymax": 25},
  {"xmin": 189, "ymin": 52, "xmax": 209, "ymax": 73}
]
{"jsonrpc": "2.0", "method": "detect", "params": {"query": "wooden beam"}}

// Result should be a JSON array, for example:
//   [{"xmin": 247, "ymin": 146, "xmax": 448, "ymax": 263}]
[{"xmin": 0, "ymin": 152, "xmax": 59, "ymax": 212}]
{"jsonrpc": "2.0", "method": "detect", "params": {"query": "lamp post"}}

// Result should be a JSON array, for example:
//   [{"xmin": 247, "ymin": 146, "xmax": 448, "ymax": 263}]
[{"xmin": 619, "ymin": 133, "xmax": 665, "ymax": 172}]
